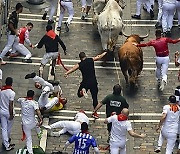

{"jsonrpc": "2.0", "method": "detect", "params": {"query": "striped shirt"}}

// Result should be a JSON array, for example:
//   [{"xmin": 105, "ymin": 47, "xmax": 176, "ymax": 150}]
[{"xmin": 68, "ymin": 132, "xmax": 98, "ymax": 154}]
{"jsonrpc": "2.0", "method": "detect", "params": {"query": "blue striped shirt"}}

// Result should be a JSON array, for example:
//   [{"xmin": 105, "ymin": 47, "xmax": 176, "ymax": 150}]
[{"xmin": 68, "ymin": 132, "xmax": 98, "ymax": 154}]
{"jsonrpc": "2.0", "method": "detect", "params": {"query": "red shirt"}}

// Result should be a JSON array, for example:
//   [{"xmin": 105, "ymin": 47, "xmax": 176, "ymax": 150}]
[
  {"xmin": 19, "ymin": 27, "xmax": 28, "ymax": 44},
  {"xmin": 137, "ymin": 37, "xmax": 180, "ymax": 57}
]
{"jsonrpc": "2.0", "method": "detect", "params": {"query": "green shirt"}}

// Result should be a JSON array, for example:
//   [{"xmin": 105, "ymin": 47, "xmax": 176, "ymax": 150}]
[{"xmin": 102, "ymin": 94, "xmax": 129, "ymax": 117}]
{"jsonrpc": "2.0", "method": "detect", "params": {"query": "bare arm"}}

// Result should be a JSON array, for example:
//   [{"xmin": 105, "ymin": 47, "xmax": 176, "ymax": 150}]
[
  {"xmin": 104, "ymin": 118, "xmax": 108, "ymax": 124},
  {"xmin": 175, "ymin": 51, "xmax": 180, "ymax": 67},
  {"xmin": 156, "ymin": 113, "xmax": 166, "ymax": 132},
  {"xmin": 64, "ymin": 64, "xmax": 79, "ymax": 78},
  {"xmin": 128, "ymin": 130, "xmax": 146, "ymax": 138},
  {"xmin": 36, "ymin": 109, "xmax": 43, "ymax": 126},
  {"xmin": 93, "ymin": 52, "xmax": 107, "ymax": 61},
  {"xmin": 9, "ymin": 101, "xmax": 14, "ymax": 120}
]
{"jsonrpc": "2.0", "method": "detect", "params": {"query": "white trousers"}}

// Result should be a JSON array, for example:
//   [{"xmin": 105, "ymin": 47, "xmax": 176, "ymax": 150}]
[
  {"xmin": 157, "ymin": 130, "xmax": 177, "ymax": 154},
  {"xmin": 157, "ymin": 0, "xmax": 163, "ymax": 22},
  {"xmin": 0, "ymin": 113, "xmax": 14, "ymax": 148},
  {"xmin": 176, "ymin": 1, "xmax": 180, "ymax": 25},
  {"xmin": 50, "ymin": 121, "xmax": 81, "ymax": 135},
  {"xmin": 45, "ymin": 0, "xmax": 58, "ymax": 20},
  {"xmin": 23, "ymin": 122, "xmax": 41, "ymax": 154},
  {"xmin": 0, "ymin": 34, "xmax": 17, "ymax": 58},
  {"xmin": 12, "ymin": 42, "xmax": 32, "ymax": 59},
  {"xmin": 45, "ymin": 97, "xmax": 58, "ymax": 109},
  {"xmin": 155, "ymin": 56, "xmax": 169, "ymax": 83},
  {"xmin": 162, "ymin": 2, "xmax": 176, "ymax": 32},
  {"xmin": 41, "ymin": 52, "xmax": 58, "ymax": 65},
  {"xmin": 81, "ymin": 0, "xmax": 92, "ymax": 8},
  {"xmin": 110, "ymin": 140, "xmax": 126, "ymax": 154},
  {"xmin": 58, "ymin": 1, "xmax": 74, "ymax": 27},
  {"xmin": 136, "ymin": 0, "xmax": 151, "ymax": 15}
]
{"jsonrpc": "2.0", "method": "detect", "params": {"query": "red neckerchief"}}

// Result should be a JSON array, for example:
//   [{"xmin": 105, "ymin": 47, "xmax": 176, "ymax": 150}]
[
  {"xmin": 25, "ymin": 97, "xmax": 33, "ymax": 100},
  {"xmin": 169, "ymin": 104, "xmax": 179, "ymax": 113},
  {"xmin": 82, "ymin": 130, "xmax": 89, "ymax": 134},
  {"xmin": 46, "ymin": 30, "xmax": 56, "ymax": 40},
  {"xmin": 1, "ymin": 85, "xmax": 13, "ymax": 91},
  {"xmin": 117, "ymin": 114, "xmax": 128, "ymax": 121}
]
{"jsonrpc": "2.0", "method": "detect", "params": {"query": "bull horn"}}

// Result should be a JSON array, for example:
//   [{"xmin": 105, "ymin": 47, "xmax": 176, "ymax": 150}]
[
  {"xmin": 139, "ymin": 30, "xmax": 150, "ymax": 39},
  {"xmin": 122, "ymin": 27, "xmax": 130, "ymax": 37}
]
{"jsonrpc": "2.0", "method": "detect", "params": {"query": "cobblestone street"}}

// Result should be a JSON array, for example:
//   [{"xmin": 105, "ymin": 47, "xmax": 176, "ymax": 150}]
[{"xmin": 0, "ymin": 0, "xmax": 180, "ymax": 153}]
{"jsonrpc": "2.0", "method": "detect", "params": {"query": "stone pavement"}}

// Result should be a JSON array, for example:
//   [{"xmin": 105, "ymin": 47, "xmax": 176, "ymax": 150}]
[{"xmin": 0, "ymin": 0, "xmax": 180, "ymax": 154}]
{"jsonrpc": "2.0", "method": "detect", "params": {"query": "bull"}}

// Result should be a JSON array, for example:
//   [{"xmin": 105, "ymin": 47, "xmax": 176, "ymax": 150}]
[
  {"xmin": 92, "ymin": 0, "xmax": 125, "ymax": 52},
  {"xmin": 118, "ymin": 31, "xmax": 149, "ymax": 88}
]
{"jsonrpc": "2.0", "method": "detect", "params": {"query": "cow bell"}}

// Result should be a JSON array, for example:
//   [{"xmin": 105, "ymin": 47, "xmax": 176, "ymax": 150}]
[{"xmin": 22, "ymin": 0, "xmax": 49, "ymax": 13}]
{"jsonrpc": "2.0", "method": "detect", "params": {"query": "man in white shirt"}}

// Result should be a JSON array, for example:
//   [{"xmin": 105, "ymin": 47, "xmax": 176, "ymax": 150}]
[
  {"xmin": 104, "ymin": 108, "xmax": 146, "ymax": 154},
  {"xmin": 17, "ymin": 90, "xmax": 43, "ymax": 154},
  {"xmin": 155, "ymin": 95, "xmax": 180, "ymax": 153},
  {"xmin": 42, "ymin": 110, "xmax": 89, "ymax": 136},
  {"xmin": 25, "ymin": 72, "xmax": 62, "ymax": 113},
  {"xmin": 0, "ymin": 77, "xmax": 15, "ymax": 151}
]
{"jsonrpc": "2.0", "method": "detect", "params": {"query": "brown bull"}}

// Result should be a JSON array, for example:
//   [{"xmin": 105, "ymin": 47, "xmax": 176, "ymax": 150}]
[{"xmin": 118, "ymin": 33, "xmax": 148, "ymax": 87}]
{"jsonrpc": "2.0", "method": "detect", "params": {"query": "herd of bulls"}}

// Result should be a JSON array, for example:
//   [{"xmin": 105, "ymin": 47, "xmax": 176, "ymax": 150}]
[{"xmin": 92, "ymin": 0, "xmax": 149, "ymax": 88}]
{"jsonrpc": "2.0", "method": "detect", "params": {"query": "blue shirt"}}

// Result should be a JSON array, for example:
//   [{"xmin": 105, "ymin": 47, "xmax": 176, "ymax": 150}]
[{"xmin": 68, "ymin": 132, "xmax": 98, "ymax": 154}]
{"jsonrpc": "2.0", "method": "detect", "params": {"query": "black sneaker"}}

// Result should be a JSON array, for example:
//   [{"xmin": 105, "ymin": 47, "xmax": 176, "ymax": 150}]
[
  {"xmin": 154, "ymin": 147, "xmax": 161, "ymax": 153},
  {"xmin": 81, "ymin": 14, "xmax": 85, "ymax": 20},
  {"xmin": 22, "ymin": 59, "xmax": 32, "ymax": 63},
  {"xmin": 64, "ymin": 22, "xmax": 69, "ymax": 32},
  {"xmin": 25, "ymin": 72, "xmax": 36, "ymax": 79},
  {"xmin": 48, "ymin": 20, "xmax": 54, "ymax": 24},
  {"xmin": 42, "ymin": 12, "xmax": 47, "ymax": 20},
  {"xmin": 131, "ymin": 14, "xmax": 141, "ymax": 19},
  {"xmin": 56, "ymin": 27, "xmax": 61, "ymax": 32},
  {"xmin": 150, "ymin": 9, "xmax": 154, "ymax": 19}
]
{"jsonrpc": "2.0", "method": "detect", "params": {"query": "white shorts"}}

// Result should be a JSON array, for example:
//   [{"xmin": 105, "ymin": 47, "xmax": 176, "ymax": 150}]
[
  {"xmin": 81, "ymin": 0, "xmax": 92, "ymax": 8},
  {"xmin": 41, "ymin": 52, "xmax": 58, "ymax": 65}
]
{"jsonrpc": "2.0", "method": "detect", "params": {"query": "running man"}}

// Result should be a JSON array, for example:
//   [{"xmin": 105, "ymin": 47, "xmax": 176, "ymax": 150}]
[
  {"xmin": 154, "ymin": 95, "xmax": 180, "ymax": 153},
  {"xmin": 64, "ymin": 51, "xmax": 107, "ymax": 118},
  {"xmin": 134, "ymin": 29, "xmax": 180, "ymax": 91},
  {"xmin": 105, "ymin": 108, "xmax": 146, "ymax": 154}
]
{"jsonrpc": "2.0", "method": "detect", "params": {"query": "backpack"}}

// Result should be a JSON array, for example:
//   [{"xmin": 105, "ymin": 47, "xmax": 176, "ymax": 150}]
[{"xmin": 16, "ymin": 145, "xmax": 45, "ymax": 154}]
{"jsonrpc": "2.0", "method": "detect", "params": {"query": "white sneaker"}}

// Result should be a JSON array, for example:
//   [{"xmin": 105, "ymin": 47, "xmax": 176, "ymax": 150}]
[
  {"xmin": 159, "ymin": 80, "xmax": 166, "ymax": 91},
  {"xmin": 42, "ymin": 125, "xmax": 51, "ymax": 130},
  {"xmin": 50, "ymin": 131, "xmax": 60, "ymax": 137},
  {"xmin": 82, "ymin": 88, "xmax": 88, "ymax": 98},
  {"xmin": 6, "ymin": 145, "xmax": 14, "ymax": 151}
]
